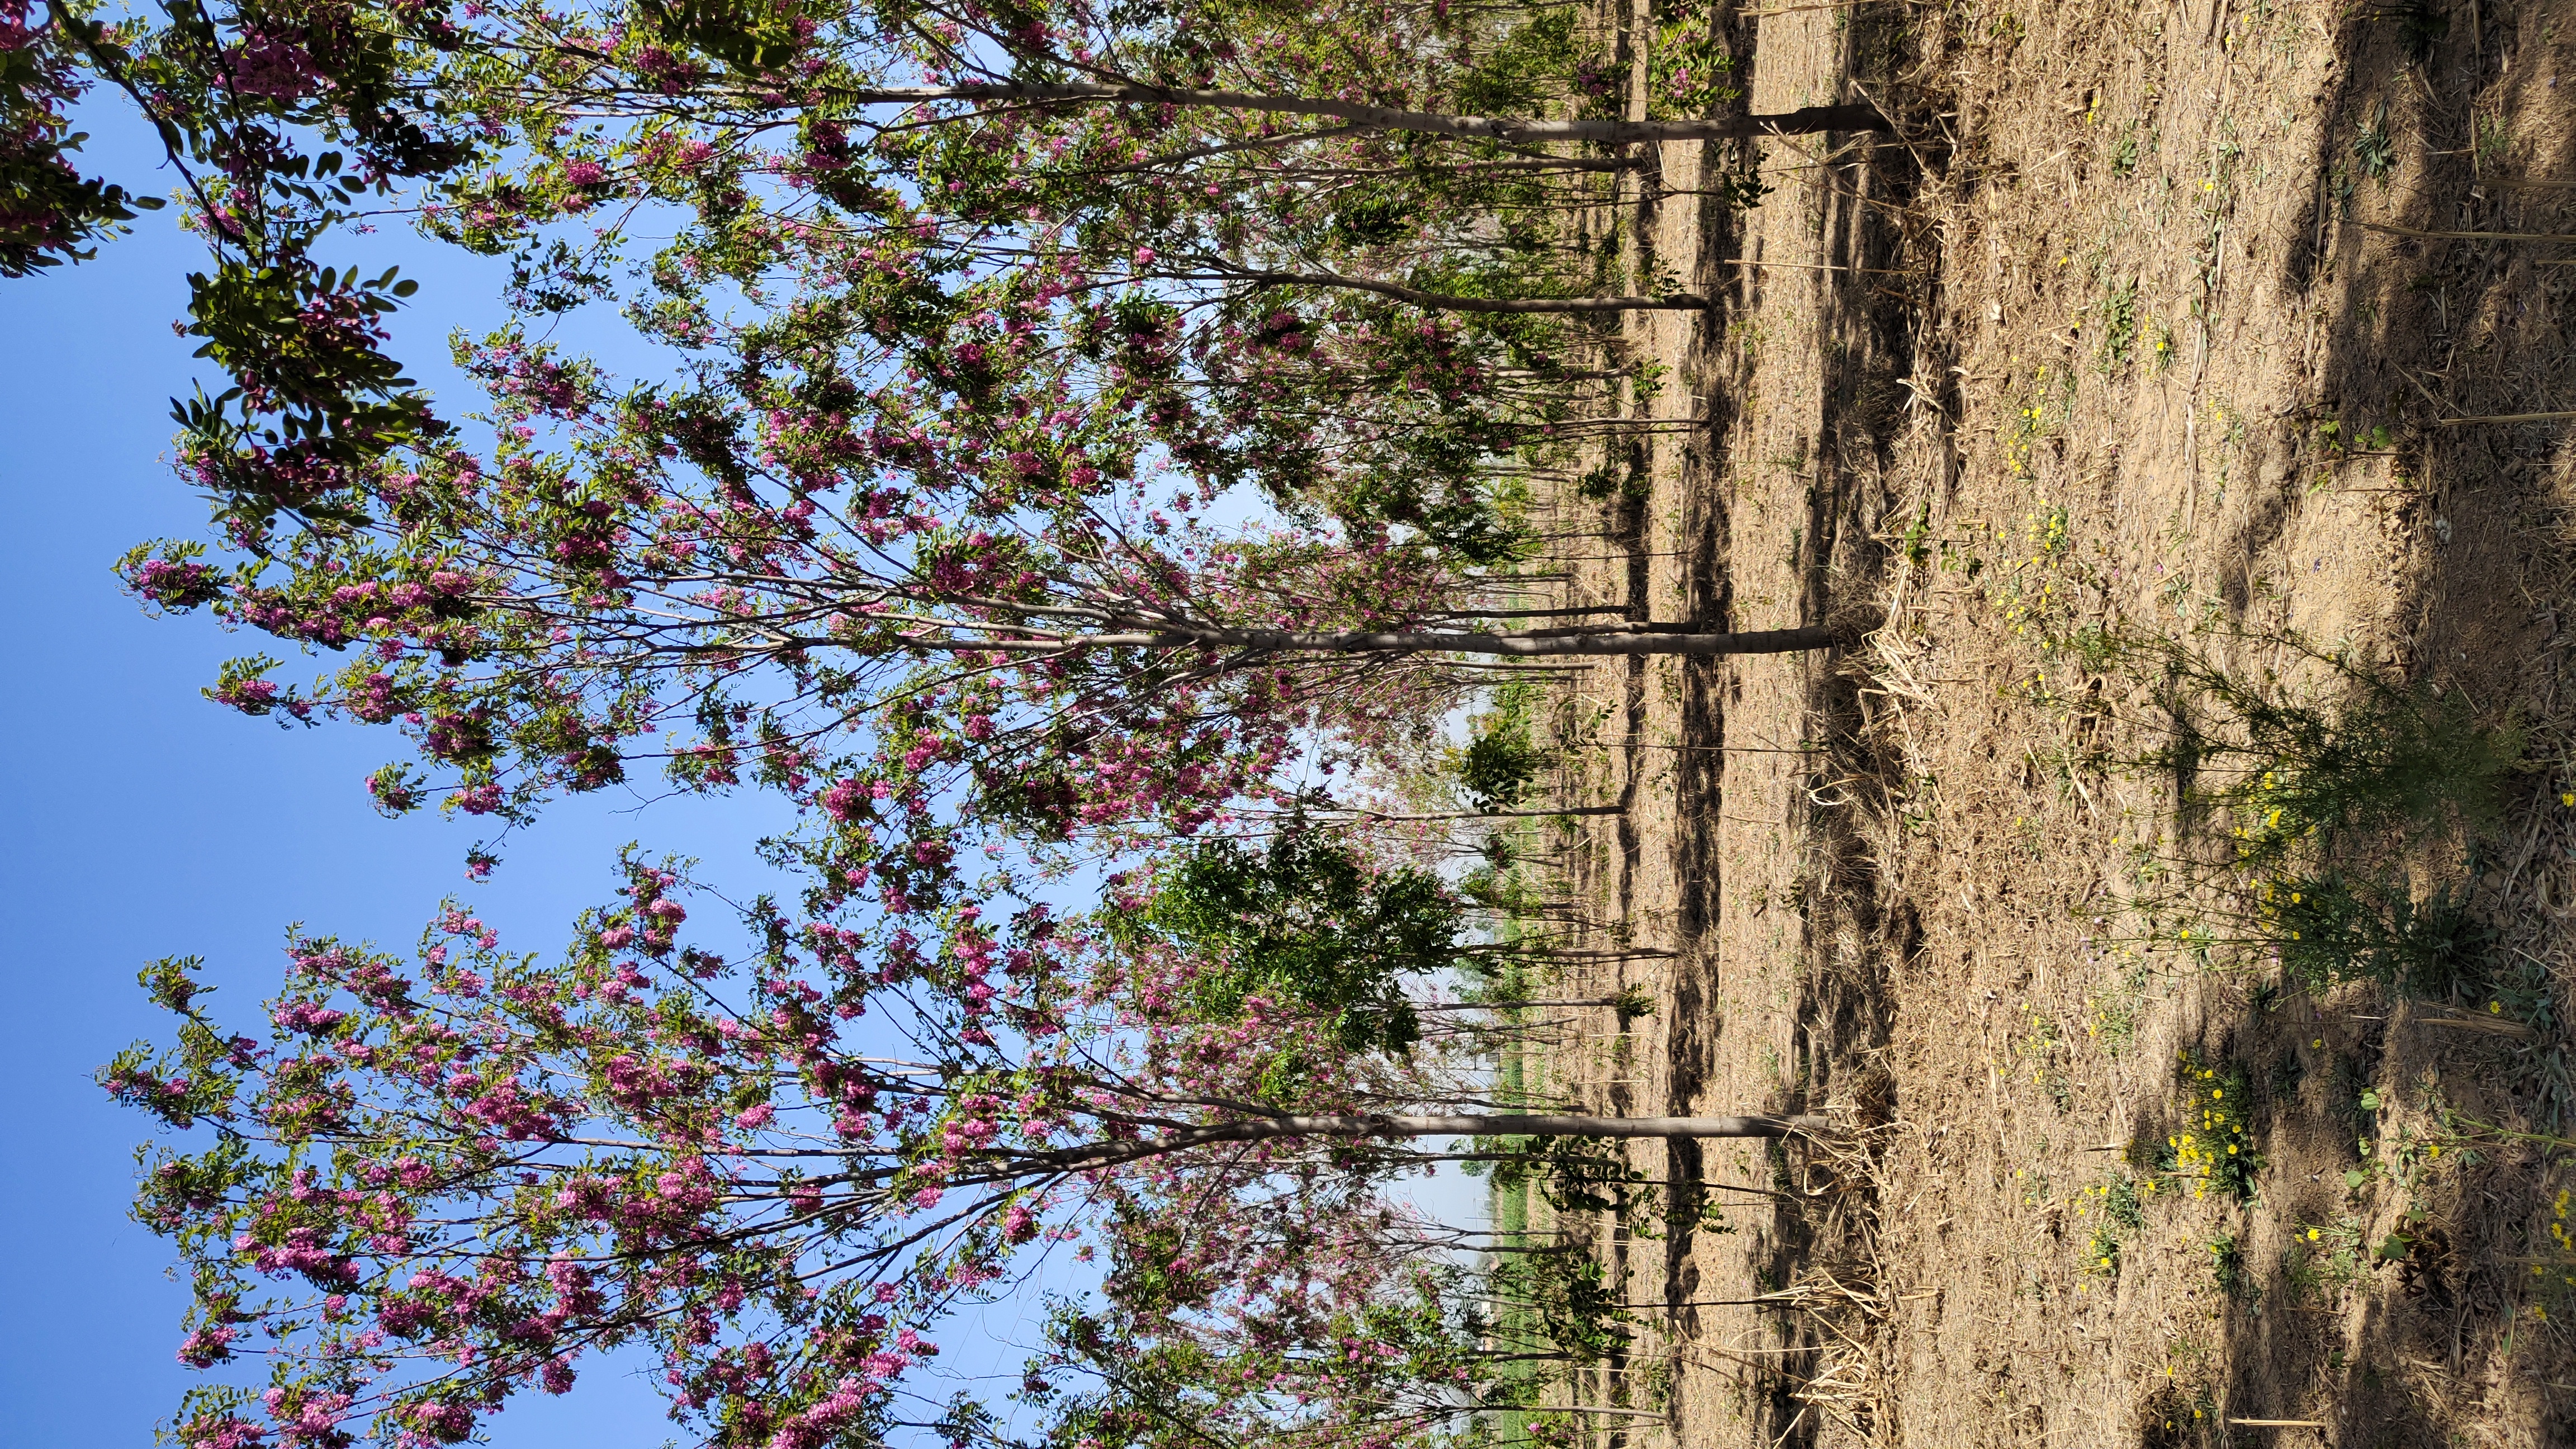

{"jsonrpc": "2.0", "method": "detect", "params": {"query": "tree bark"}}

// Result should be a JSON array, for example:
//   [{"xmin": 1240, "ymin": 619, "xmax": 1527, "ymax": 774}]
[
  {"xmin": 1034, "ymin": 1112, "xmax": 1823, "ymax": 1173},
  {"xmin": 1206, "ymin": 267, "xmax": 1707, "ymax": 312},
  {"xmin": 838, "ymin": 82, "xmax": 1890, "ymax": 144},
  {"xmin": 1161, "ymin": 623, "xmax": 1837, "ymax": 657},
  {"xmin": 1415, "ymin": 1000, "xmax": 1638, "ymax": 1011}
]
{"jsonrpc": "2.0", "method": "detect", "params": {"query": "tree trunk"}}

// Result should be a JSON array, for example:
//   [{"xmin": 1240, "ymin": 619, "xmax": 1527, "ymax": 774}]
[
  {"xmin": 841, "ymin": 83, "xmax": 1890, "ymax": 144},
  {"xmin": 1415, "ymin": 999, "xmax": 1636, "ymax": 1011},
  {"xmin": 1035, "ymin": 1112, "xmax": 1822, "ymax": 1173},
  {"xmin": 1209, "ymin": 267, "xmax": 1707, "ymax": 312},
  {"xmin": 1163, "ymin": 623, "xmax": 1838, "ymax": 658},
  {"xmin": 1330, "ymin": 805, "xmax": 1623, "ymax": 821}
]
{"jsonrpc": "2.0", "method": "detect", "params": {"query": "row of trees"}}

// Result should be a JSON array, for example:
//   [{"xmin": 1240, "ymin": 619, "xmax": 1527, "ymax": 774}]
[{"xmin": 46, "ymin": 0, "xmax": 1878, "ymax": 1444}]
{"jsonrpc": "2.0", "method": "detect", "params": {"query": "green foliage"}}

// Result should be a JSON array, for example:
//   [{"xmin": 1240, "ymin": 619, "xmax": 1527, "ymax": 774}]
[
  {"xmin": 174, "ymin": 259, "xmax": 441, "ymax": 532},
  {"xmin": 1452, "ymin": 10, "xmax": 1576, "ymax": 115},
  {"xmin": 1710, "ymin": 165, "xmax": 1773, "ymax": 212},
  {"xmin": 1480, "ymin": 1242, "xmax": 1632, "ymax": 1365},
  {"xmin": 2258, "ymin": 873, "xmax": 2487, "ymax": 996},
  {"xmin": 0, "ymin": 0, "xmax": 166, "ymax": 277},
  {"xmin": 2284, "ymin": 1215, "xmax": 2370, "ymax": 1300},
  {"xmin": 2206, "ymin": 1233, "xmax": 2256, "ymax": 1304},
  {"xmin": 2160, "ymin": 1051, "xmax": 2261, "ymax": 1203},
  {"xmin": 2082, "ymin": 1173, "xmax": 2142, "ymax": 1277},
  {"xmin": 2353, "ymin": 105, "xmax": 2397, "ymax": 181},
  {"xmin": 2149, "ymin": 640, "xmax": 2519, "ymax": 863},
  {"xmin": 1456, "ymin": 683, "xmax": 1550, "ymax": 812},
  {"xmin": 2099, "ymin": 278, "xmax": 2139, "ymax": 369},
  {"xmin": 1133, "ymin": 831, "xmax": 1463, "ymax": 1054}
]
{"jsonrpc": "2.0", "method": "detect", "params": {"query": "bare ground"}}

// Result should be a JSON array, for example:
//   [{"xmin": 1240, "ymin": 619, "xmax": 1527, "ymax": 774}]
[{"xmin": 1531, "ymin": 2, "xmax": 2576, "ymax": 1446}]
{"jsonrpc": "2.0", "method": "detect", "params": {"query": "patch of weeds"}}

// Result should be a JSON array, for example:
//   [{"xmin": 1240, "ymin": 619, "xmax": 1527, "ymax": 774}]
[
  {"xmin": 2110, "ymin": 122, "xmax": 2143, "ymax": 177},
  {"xmin": 2099, "ymin": 278, "xmax": 2141, "ymax": 370},
  {"xmin": 1710, "ymin": 167, "xmax": 1774, "ymax": 212},
  {"xmin": 2532, "ymin": 1187, "xmax": 2576, "ymax": 1319},
  {"xmin": 2014, "ymin": 1008, "xmax": 2073, "ymax": 1111},
  {"xmin": 2207, "ymin": 1232, "xmax": 2258, "ymax": 1304},
  {"xmin": 2474, "ymin": 114, "xmax": 2509, "ymax": 170},
  {"xmin": 2014, "ymin": 1161, "xmax": 2053, "ymax": 1209},
  {"xmin": 2113, "ymin": 632, "xmax": 2523, "ymax": 997},
  {"xmin": 2163, "ymin": 1050, "xmax": 2262, "ymax": 1202},
  {"xmin": 2258, "ymin": 874, "xmax": 2488, "ymax": 996},
  {"xmin": 2317, "ymin": 415, "xmax": 2397, "ymax": 454},
  {"xmin": 2082, "ymin": 1172, "xmax": 2147, "ymax": 1276},
  {"xmin": 1575, "ymin": 439, "xmax": 1649, "ymax": 501},
  {"xmin": 2087, "ymin": 970, "xmax": 2143, "ymax": 1054},
  {"xmin": 2147, "ymin": 640, "xmax": 2521, "ymax": 867},
  {"xmin": 2267, "ymin": 1047, "xmax": 2304, "ymax": 1101},
  {"xmin": 2284, "ymin": 1215, "xmax": 2369, "ymax": 1301},
  {"xmin": 2139, "ymin": 1382, "xmax": 2223, "ymax": 1447},
  {"xmin": 2085, "ymin": 1220, "xmax": 2123, "ymax": 1277},
  {"xmin": 2354, "ymin": 105, "xmax": 2397, "ymax": 182},
  {"xmin": 1900, "ymin": 502, "xmax": 1934, "ymax": 568},
  {"xmin": 2330, "ymin": 1057, "xmax": 2379, "ymax": 1136},
  {"xmin": 1998, "ymin": 362, "xmax": 2071, "ymax": 481},
  {"xmin": 1990, "ymin": 501, "xmax": 2097, "ymax": 646}
]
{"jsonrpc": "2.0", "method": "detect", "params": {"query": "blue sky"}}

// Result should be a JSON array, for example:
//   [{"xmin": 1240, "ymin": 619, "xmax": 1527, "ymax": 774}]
[{"xmin": 0, "ymin": 130, "xmax": 736, "ymax": 1446}]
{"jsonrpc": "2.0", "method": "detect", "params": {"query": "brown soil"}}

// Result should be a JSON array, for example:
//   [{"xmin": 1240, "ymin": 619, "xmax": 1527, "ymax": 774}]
[{"xmin": 1531, "ymin": 3, "xmax": 2576, "ymax": 1446}]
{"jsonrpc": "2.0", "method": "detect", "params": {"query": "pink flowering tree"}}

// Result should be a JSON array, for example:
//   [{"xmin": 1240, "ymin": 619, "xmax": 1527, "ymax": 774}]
[
  {"xmin": 121, "ymin": 286, "xmax": 1829, "ymax": 925},
  {"xmin": 105, "ymin": 852, "xmax": 1811, "ymax": 1449}
]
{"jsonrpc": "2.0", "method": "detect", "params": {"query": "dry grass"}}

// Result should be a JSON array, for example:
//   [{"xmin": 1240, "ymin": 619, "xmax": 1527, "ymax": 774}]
[{"xmin": 1513, "ymin": 1, "xmax": 2576, "ymax": 1446}]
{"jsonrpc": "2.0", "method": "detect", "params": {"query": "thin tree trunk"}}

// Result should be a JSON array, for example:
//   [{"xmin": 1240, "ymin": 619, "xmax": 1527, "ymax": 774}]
[
  {"xmin": 1154, "ymin": 622, "xmax": 1837, "ymax": 657},
  {"xmin": 1031, "ymin": 1112, "xmax": 1824, "ymax": 1172},
  {"xmin": 1204, "ymin": 267, "xmax": 1707, "ymax": 312},
  {"xmin": 835, "ymin": 82, "xmax": 1890, "ymax": 143},
  {"xmin": 1415, "ymin": 1000, "xmax": 1636, "ymax": 1011},
  {"xmin": 1331, "ymin": 805, "xmax": 1624, "ymax": 820}
]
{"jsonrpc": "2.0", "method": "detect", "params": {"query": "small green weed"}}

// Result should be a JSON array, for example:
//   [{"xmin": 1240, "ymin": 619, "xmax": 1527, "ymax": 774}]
[
  {"xmin": 2081, "ymin": 1171, "xmax": 2146, "ymax": 1277},
  {"xmin": 2207, "ymin": 1232, "xmax": 2258, "ymax": 1304},
  {"xmin": 2086, "ymin": 1221, "xmax": 2123, "ymax": 1277},
  {"xmin": 2087, "ymin": 975, "xmax": 2142, "ymax": 1054},
  {"xmin": 2318, "ymin": 416, "xmax": 2395, "ymax": 453},
  {"xmin": 2015, "ymin": 1161, "xmax": 2053, "ymax": 1208},
  {"xmin": 2100, "ymin": 279, "xmax": 2141, "ymax": 370},
  {"xmin": 2474, "ymin": 114, "xmax": 2509, "ymax": 169},
  {"xmin": 2110, "ymin": 122, "xmax": 2143, "ymax": 178},
  {"xmin": 2285, "ymin": 1215, "xmax": 2369, "ymax": 1301},
  {"xmin": 2354, "ymin": 106, "xmax": 2397, "ymax": 181},
  {"xmin": 1711, "ymin": 167, "xmax": 1774, "ymax": 212}
]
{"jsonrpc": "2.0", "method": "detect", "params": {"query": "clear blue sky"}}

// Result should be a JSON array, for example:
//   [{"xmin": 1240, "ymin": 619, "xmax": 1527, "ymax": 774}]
[{"xmin": 0, "ymin": 127, "xmax": 741, "ymax": 1446}]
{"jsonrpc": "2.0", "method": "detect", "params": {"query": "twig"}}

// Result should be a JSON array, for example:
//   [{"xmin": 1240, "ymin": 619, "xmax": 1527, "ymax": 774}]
[
  {"xmin": 2362, "ymin": 222, "xmax": 2576, "ymax": 243},
  {"xmin": 2435, "ymin": 411, "xmax": 2576, "ymax": 426},
  {"xmin": 1720, "ymin": 258, "xmax": 1916, "ymax": 276}
]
